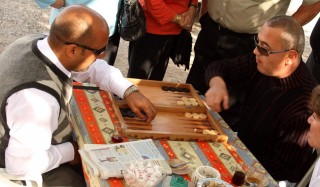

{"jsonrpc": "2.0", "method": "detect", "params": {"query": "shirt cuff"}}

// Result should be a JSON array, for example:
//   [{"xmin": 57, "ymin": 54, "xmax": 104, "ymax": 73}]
[{"xmin": 55, "ymin": 142, "xmax": 74, "ymax": 164}]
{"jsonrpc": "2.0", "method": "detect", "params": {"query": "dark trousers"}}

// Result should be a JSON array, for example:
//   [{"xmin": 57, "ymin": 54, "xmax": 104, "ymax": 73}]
[
  {"xmin": 306, "ymin": 51, "xmax": 320, "ymax": 83},
  {"xmin": 306, "ymin": 17, "xmax": 320, "ymax": 83},
  {"xmin": 105, "ymin": 31, "xmax": 121, "ymax": 66},
  {"xmin": 42, "ymin": 164, "xmax": 86, "ymax": 187},
  {"xmin": 186, "ymin": 13, "xmax": 256, "ymax": 130},
  {"xmin": 127, "ymin": 33, "xmax": 176, "ymax": 80}
]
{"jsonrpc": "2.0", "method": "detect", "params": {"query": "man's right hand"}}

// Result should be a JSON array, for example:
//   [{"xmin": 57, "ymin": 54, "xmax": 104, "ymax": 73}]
[
  {"xmin": 125, "ymin": 92, "xmax": 157, "ymax": 124},
  {"xmin": 205, "ymin": 76, "xmax": 229, "ymax": 112},
  {"xmin": 51, "ymin": 0, "xmax": 65, "ymax": 8}
]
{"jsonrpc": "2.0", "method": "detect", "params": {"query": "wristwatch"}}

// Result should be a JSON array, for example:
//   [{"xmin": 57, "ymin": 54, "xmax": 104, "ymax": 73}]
[
  {"xmin": 123, "ymin": 85, "xmax": 140, "ymax": 99},
  {"xmin": 189, "ymin": 2, "xmax": 198, "ymax": 9}
]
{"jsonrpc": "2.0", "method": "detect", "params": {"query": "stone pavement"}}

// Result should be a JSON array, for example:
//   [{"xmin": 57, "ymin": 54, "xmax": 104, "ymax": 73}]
[{"xmin": 0, "ymin": 0, "xmax": 318, "ymax": 83}]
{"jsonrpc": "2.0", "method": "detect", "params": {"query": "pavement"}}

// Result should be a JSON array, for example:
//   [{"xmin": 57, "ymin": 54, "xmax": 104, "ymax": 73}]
[{"xmin": 0, "ymin": 0, "xmax": 318, "ymax": 83}]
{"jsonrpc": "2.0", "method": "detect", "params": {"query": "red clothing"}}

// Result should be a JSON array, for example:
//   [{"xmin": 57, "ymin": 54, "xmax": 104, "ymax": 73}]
[{"xmin": 139, "ymin": 0, "xmax": 197, "ymax": 35}]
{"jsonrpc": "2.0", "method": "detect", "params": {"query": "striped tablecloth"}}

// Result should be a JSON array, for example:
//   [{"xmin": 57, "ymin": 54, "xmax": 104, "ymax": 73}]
[{"xmin": 71, "ymin": 85, "xmax": 278, "ymax": 187}]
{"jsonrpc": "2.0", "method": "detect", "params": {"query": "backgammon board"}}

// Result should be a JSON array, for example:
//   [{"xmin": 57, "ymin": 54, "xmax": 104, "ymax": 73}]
[{"xmin": 111, "ymin": 79, "xmax": 228, "ymax": 142}]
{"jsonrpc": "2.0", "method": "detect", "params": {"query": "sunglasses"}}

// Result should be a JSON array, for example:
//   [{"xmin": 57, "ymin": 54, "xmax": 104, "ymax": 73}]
[
  {"xmin": 64, "ymin": 42, "xmax": 107, "ymax": 56},
  {"xmin": 254, "ymin": 35, "xmax": 290, "ymax": 56}
]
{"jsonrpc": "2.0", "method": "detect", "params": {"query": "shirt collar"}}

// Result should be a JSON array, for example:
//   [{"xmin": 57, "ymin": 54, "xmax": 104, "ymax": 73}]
[{"xmin": 37, "ymin": 37, "xmax": 72, "ymax": 78}]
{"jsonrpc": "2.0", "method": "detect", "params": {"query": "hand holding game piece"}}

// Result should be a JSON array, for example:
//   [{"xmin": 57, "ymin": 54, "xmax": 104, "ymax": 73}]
[{"xmin": 125, "ymin": 92, "xmax": 157, "ymax": 123}]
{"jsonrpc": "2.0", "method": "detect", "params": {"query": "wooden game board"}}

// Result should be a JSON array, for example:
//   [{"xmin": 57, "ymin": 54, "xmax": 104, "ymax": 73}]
[{"xmin": 111, "ymin": 79, "xmax": 228, "ymax": 142}]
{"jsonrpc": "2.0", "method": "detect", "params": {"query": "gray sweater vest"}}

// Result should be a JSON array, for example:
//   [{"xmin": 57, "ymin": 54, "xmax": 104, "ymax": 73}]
[{"xmin": 0, "ymin": 34, "xmax": 73, "ymax": 168}]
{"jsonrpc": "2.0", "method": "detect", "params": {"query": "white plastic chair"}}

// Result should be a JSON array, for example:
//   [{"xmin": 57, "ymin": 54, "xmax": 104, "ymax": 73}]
[{"xmin": 0, "ymin": 168, "xmax": 42, "ymax": 187}]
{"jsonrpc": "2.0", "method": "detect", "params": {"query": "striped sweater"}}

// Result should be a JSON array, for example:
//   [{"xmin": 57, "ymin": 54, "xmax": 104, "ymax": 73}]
[
  {"xmin": 0, "ymin": 34, "xmax": 73, "ymax": 168},
  {"xmin": 205, "ymin": 54, "xmax": 317, "ymax": 182}
]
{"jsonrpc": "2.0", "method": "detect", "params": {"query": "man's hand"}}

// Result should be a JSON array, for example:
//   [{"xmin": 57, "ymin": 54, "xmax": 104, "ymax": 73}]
[
  {"xmin": 292, "ymin": 2, "xmax": 320, "ymax": 26},
  {"xmin": 125, "ymin": 92, "xmax": 157, "ymax": 123},
  {"xmin": 205, "ymin": 76, "xmax": 229, "ymax": 112},
  {"xmin": 180, "ymin": 6, "xmax": 197, "ymax": 30},
  {"xmin": 51, "ymin": 0, "xmax": 65, "ymax": 8}
]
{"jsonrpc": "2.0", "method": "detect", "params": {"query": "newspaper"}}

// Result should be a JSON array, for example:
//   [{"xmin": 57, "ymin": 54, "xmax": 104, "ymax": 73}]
[{"xmin": 79, "ymin": 139, "xmax": 172, "ymax": 179}]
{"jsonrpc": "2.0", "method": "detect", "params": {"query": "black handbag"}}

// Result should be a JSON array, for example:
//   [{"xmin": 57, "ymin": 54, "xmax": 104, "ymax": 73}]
[
  {"xmin": 118, "ymin": 0, "xmax": 146, "ymax": 41},
  {"xmin": 170, "ymin": 29, "xmax": 192, "ymax": 70}
]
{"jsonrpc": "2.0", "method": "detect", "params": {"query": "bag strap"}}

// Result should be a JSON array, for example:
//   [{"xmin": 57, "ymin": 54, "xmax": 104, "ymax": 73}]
[{"xmin": 117, "ymin": 0, "xmax": 125, "ymax": 30}]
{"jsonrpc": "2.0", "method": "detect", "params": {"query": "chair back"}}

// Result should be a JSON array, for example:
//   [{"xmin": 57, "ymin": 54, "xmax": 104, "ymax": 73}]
[{"xmin": 0, "ymin": 168, "xmax": 42, "ymax": 187}]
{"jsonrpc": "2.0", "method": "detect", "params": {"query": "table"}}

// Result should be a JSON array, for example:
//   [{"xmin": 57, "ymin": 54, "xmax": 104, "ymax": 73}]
[{"xmin": 70, "ymin": 84, "xmax": 278, "ymax": 187}]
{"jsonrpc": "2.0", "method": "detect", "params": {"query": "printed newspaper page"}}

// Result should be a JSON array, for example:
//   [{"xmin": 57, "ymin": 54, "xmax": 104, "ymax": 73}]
[{"xmin": 79, "ymin": 139, "xmax": 172, "ymax": 179}]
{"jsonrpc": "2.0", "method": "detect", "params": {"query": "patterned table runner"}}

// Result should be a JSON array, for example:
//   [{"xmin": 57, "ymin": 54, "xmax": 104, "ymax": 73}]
[{"xmin": 71, "ymin": 85, "xmax": 277, "ymax": 187}]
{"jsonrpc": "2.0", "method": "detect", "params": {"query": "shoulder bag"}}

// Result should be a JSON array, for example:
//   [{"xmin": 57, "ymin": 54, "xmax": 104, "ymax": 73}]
[{"xmin": 118, "ymin": 0, "xmax": 146, "ymax": 41}]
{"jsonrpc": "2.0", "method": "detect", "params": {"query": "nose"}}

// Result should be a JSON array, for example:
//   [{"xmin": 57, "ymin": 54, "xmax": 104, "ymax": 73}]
[{"xmin": 253, "ymin": 46, "xmax": 260, "ymax": 56}]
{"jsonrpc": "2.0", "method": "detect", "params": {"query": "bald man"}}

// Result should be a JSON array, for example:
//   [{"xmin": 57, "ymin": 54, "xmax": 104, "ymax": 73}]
[
  {"xmin": 205, "ymin": 15, "xmax": 317, "ymax": 183},
  {"xmin": 0, "ymin": 5, "xmax": 156, "ymax": 186}
]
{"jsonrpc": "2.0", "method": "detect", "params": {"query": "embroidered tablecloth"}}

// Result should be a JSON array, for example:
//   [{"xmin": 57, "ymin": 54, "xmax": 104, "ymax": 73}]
[{"xmin": 71, "ymin": 86, "xmax": 278, "ymax": 187}]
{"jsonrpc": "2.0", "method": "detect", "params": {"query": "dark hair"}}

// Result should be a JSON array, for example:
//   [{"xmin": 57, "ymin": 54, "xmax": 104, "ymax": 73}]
[
  {"xmin": 310, "ymin": 85, "xmax": 320, "ymax": 117},
  {"xmin": 266, "ymin": 15, "xmax": 305, "ymax": 56}
]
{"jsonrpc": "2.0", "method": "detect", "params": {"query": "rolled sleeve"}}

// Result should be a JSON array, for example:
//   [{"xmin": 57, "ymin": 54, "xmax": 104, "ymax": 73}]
[
  {"xmin": 34, "ymin": 0, "xmax": 56, "ymax": 9},
  {"xmin": 302, "ymin": 0, "xmax": 320, "ymax": 6},
  {"xmin": 55, "ymin": 142, "xmax": 74, "ymax": 164},
  {"xmin": 72, "ymin": 59, "xmax": 133, "ymax": 98}
]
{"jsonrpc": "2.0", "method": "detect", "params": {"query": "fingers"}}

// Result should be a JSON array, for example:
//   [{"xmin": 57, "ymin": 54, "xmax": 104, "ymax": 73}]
[
  {"xmin": 142, "ymin": 106, "xmax": 157, "ymax": 123},
  {"xmin": 208, "ymin": 96, "xmax": 228, "ymax": 112},
  {"xmin": 130, "ymin": 105, "xmax": 157, "ymax": 124},
  {"xmin": 179, "ymin": 14, "xmax": 194, "ymax": 30},
  {"xmin": 207, "ymin": 100, "xmax": 223, "ymax": 112},
  {"xmin": 205, "ymin": 89, "xmax": 229, "ymax": 112},
  {"xmin": 126, "ymin": 92, "xmax": 157, "ymax": 123},
  {"xmin": 205, "ymin": 94, "xmax": 222, "ymax": 112},
  {"xmin": 222, "ymin": 96, "xmax": 229, "ymax": 110},
  {"xmin": 131, "ymin": 108, "xmax": 147, "ymax": 121}
]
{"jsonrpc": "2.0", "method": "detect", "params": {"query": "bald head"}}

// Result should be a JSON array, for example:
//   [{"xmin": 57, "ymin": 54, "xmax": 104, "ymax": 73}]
[{"xmin": 48, "ymin": 5, "xmax": 109, "ymax": 47}]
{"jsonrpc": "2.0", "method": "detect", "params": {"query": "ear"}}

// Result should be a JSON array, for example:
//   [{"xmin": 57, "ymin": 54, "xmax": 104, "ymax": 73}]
[
  {"xmin": 285, "ymin": 50, "xmax": 299, "ymax": 66},
  {"xmin": 65, "ymin": 44, "xmax": 78, "ymax": 58}
]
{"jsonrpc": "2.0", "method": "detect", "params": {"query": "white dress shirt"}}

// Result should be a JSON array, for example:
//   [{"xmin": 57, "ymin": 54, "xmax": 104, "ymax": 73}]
[
  {"xmin": 5, "ymin": 37, "xmax": 132, "ymax": 178},
  {"xmin": 310, "ymin": 157, "xmax": 320, "ymax": 187}
]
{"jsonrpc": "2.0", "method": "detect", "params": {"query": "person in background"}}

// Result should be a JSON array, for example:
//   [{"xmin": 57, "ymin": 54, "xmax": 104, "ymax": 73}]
[
  {"xmin": 187, "ymin": 0, "xmax": 320, "ymax": 130},
  {"xmin": 205, "ymin": 15, "xmax": 317, "ymax": 184},
  {"xmin": 126, "ymin": 0, "xmax": 197, "ymax": 80},
  {"xmin": 35, "ymin": 0, "xmax": 121, "ymax": 65},
  {"xmin": 308, "ymin": 85, "xmax": 320, "ymax": 187},
  {"xmin": 306, "ymin": 17, "xmax": 320, "ymax": 83},
  {"xmin": 0, "ymin": 5, "xmax": 156, "ymax": 186}
]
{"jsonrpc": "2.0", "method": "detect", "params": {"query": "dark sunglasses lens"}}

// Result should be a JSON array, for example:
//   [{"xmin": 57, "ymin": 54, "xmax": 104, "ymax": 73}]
[
  {"xmin": 97, "ymin": 46, "xmax": 107, "ymax": 55},
  {"xmin": 256, "ymin": 45, "xmax": 269, "ymax": 56}
]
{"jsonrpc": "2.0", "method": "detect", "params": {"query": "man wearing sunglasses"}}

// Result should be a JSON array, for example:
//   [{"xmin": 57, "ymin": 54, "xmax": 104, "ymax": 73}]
[
  {"xmin": 205, "ymin": 15, "xmax": 317, "ymax": 184},
  {"xmin": 0, "ymin": 5, "xmax": 156, "ymax": 186},
  {"xmin": 35, "ymin": 0, "xmax": 122, "ymax": 66},
  {"xmin": 188, "ymin": 0, "xmax": 320, "ymax": 131}
]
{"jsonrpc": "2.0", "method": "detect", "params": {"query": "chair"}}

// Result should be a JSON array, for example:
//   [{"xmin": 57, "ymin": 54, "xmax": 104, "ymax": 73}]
[{"xmin": 0, "ymin": 168, "xmax": 42, "ymax": 187}]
